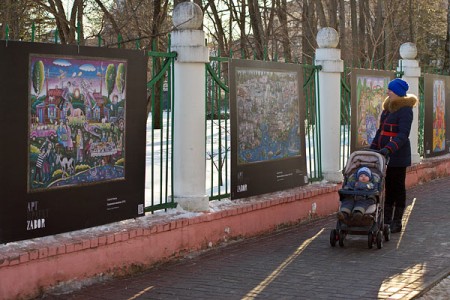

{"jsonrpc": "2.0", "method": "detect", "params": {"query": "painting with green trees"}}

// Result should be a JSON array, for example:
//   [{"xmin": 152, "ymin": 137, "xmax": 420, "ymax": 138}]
[
  {"xmin": 28, "ymin": 55, "xmax": 127, "ymax": 191},
  {"xmin": 351, "ymin": 70, "xmax": 393, "ymax": 151}
]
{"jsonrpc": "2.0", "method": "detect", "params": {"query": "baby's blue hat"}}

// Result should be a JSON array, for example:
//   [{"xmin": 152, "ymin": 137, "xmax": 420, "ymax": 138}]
[
  {"xmin": 357, "ymin": 167, "xmax": 372, "ymax": 179},
  {"xmin": 388, "ymin": 78, "xmax": 409, "ymax": 97}
]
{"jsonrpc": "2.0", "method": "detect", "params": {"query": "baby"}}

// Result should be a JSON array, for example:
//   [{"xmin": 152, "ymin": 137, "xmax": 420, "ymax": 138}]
[{"xmin": 337, "ymin": 166, "xmax": 377, "ymax": 222}]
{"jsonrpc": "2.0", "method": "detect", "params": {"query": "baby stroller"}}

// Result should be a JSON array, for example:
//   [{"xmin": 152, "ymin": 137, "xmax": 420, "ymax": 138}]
[{"xmin": 330, "ymin": 150, "xmax": 391, "ymax": 249}]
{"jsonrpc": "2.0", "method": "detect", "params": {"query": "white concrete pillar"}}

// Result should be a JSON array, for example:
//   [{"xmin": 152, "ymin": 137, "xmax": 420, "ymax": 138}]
[
  {"xmin": 314, "ymin": 28, "xmax": 344, "ymax": 183},
  {"xmin": 398, "ymin": 42, "xmax": 421, "ymax": 165},
  {"xmin": 171, "ymin": 2, "xmax": 209, "ymax": 211}
]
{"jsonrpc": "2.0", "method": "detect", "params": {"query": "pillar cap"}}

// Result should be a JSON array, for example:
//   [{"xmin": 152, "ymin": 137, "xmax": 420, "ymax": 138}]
[
  {"xmin": 173, "ymin": 2, "xmax": 203, "ymax": 30},
  {"xmin": 316, "ymin": 27, "xmax": 339, "ymax": 48},
  {"xmin": 400, "ymin": 43, "xmax": 417, "ymax": 59}
]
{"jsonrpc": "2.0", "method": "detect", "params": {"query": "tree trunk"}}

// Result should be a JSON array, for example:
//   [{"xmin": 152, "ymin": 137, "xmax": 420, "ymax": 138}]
[
  {"xmin": 358, "ymin": 0, "xmax": 366, "ymax": 65},
  {"xmin": 277, "ymin": 0, "xmax": 292, "ymax": 62},
  {"xmin": 373, "ymin": 0, "xmax": 384, "ymax": 67},
  {"xmin": 174, "ymin": 0, "xmax": 189, "ymax": 7},
  {"xmin": 248, "ymin": 0, "xmax": 265, "ymax": 60},
  {"xmin": 338, "ymin": 0, "xmax": 346, "ymax": 58},
  {"xmin": 92, "ymin": 0, "xmax": 121, "ymax": 38},
  {"xmin": 327, "ymin": 0, "xmax": 337, "ymax": 29},
  {"xmin": 148, "ymin": 0, "xmax": 169, "ymax": 126},
  {"xmin": 408, "ymin": 0, "xmax": 414, "ymax": 42},
  {"xmin": 444, "ymin": 0, "xmax": 450, "ymax": 73},
  {"xmin": 363, "ymin": 0, "xmax": 372, "ymax": 65},
  {"xmin": 263, "ymin": 0, "xmax": 276, "ymax": 60},
  {"xmin": 316, "ymin": 0, "xmax": 328, "ymax": 28},
  {"xmin": 350, "ymin": 0, "xmax": 358, "ymax": 64},
  {"xmin": 207, "ymin": 0, "xmax": 226, "ymax": 55},
  {"xmin": 240, "ymin": 0, "xmax": 247, "ymax": 57},
  {"xmin": 302, "ymin": 0, "xmax": 316, "ymax": 63}
]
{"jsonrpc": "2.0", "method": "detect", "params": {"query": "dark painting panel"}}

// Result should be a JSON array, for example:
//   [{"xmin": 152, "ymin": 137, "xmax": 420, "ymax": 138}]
[
  {"xmin": 0, "ymin": 41, "xmax": 147, "ymax": 243},
  {"xmin": 229, "ymin": 59, "xmax": 307, "ymax": 199}
]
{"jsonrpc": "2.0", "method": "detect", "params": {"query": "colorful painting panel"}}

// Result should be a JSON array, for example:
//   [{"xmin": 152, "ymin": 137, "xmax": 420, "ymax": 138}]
[
  {"xmin": 28, "ymin": 55, "xmax": 127, "ymax": 191},
  {"xmin": 0, "ymin": 41, "xmax": 147, "ymax": 244},
  {"xmin": 423, "ymin": 74, "xmax": 450, "ymax": 157},
  {"xmin": 432, "ymin": 79, "xmax": 446, "ymax": 152},
  {"xmin": 230, "ymin": 59, "xmax": 307, "ymax": 200},
  {"xmin": 351, "ymin": 69, "xmax": 394, "ymax": 152},
  {"xmin": 236, "ymin": 70, "xmax": 301, "ymax": 164}
]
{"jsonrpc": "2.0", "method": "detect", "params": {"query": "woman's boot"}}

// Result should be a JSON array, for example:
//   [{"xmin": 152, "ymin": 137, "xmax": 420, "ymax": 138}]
[
  {"xmin": 384, "ymin": 205, "xmax": 393, "ymax": 226},
  {"xmin": 391, "ymin": 207, "xmax": 404, "ymax": 233}
]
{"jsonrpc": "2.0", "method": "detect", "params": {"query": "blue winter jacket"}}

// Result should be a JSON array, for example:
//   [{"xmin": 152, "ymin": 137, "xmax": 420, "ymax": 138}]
[{"xmin": 370, "ymin": 94, "xmax": 418, "ymax": 167}]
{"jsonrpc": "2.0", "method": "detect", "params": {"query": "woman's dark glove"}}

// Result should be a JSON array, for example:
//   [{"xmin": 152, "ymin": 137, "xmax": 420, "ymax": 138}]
[{"xmin": 379, "ymin": 148, "xmax": 390, "ymax": 157}]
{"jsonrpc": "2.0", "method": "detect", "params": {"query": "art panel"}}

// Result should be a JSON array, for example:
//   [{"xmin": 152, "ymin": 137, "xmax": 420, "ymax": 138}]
[
  {"xmin": 28, "ymin": 55, "xmax": 127, "ymax": 191},
  {"xmin": 230, "ymin": 59, "xmax": 307, "ymax": 199},
  {"xmin": 351, "ymin": 69, "xmax": 394, "ymax": 152},
  {"xmin": 423, "ymin": 74, "xmax": 450, "ymax": 157},
  {"xmin": 0, "ymin": 41, "xmax": 147, "ymax": 243}
]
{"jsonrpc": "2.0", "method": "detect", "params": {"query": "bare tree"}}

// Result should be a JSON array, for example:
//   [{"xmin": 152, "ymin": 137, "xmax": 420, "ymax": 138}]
[
  {"xmin": 350, "ymin": 0, "xmax": 358, "ymax": 64},
  {"xmin": 2, "ymin": 0, "xmax": 450, "ymax": 74},
  {"xmin": 372, "ymin": 0, "xmax": 384, "ymax": 66},
  {"xmin": 444, "ymin": 0, "xmax": 450, "ymax": 72},
  {"xmin": 205, "ymin": 0, "xmax": 228, "ymax": 55},
  {"xmin": 28, "ymin": 0, "xmax": 85, "ymax": 44},
  {"xmin": 276, "ymin": 0, "xmax": 292, "ymax": 62},
  {"xmin": 358, "ymin": 0, "xmax": 367, "ymax": 64},
  {"xmin": 248, "ymin": 0, "xmax": 265, "ymax": 60},
  {"xmin": 338, "ymin": 0, "xmax": 346, "ymax": 58},
  {"xmin": 327, "ymin": 0, "xmax": 338, "ymax": 29},
  {"xmin": 315, "ymin": 0, "xmax": 328, "ymax": 28}
]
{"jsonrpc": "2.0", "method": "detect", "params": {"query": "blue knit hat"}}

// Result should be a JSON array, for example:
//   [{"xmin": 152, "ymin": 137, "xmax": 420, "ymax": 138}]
[
  {"xmin": 357, "ymin": 167, "xmax": 372, "ymax": 179},
  {"xmin": 388, "ymin": 78, "xmax": 409, "ymax": 97}
]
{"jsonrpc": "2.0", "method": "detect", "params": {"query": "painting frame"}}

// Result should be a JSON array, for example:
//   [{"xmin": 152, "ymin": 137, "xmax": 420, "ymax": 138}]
[
  {"xmin": 0, "ymin": 41, "xmax": 147, "ymax": 243},
  {"xmin": 27, "ymin": 54, "xmax": 128, "ymax": 192},
  {"xmin": 351, "ymin": 69, "xmax": 394, "ymax": 152},
  {"xmin": 229, "ymin": 59, "xmax": 307, "ymax": 200},
  {"xmin": 423, "ymin": 74, "xmax": 450, "ymax": 157}
]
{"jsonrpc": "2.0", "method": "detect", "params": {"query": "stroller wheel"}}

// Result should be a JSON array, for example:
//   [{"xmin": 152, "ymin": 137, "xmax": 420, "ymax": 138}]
[
  {"xmin": 368, "ymin": 232, "xmax": 374, "ymax": 249},
  {"xmin": 383, "ymin": 224, "xmax": 391, "ymax": 242},
  {"xmin": 376, "ymin": 231, "xmax": 383, "ymax": 249},
  {"xmin": 338, "ymin": 231, "xmax": 345, "ymax": 247},
  {"xmin": 330, "ymin": 229, "xmax": 337, "ymax": 247}
]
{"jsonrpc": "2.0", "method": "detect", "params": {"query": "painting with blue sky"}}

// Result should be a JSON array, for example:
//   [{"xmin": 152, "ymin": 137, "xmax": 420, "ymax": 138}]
[{"xmin": 28, "ymin": 54, "xmax": 127, "ymax": 191}]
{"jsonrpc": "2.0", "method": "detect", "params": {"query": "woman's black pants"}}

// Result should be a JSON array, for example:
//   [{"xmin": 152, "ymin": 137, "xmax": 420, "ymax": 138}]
[{"xmin": 384, "ymin": 166, "xmax": 407, "ymax": 223}]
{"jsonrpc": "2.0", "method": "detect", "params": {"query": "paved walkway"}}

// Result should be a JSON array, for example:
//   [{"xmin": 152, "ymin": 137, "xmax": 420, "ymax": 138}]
[{"xmin": 39, "ymin": 177, "xmax": 450, "ymax": 300}]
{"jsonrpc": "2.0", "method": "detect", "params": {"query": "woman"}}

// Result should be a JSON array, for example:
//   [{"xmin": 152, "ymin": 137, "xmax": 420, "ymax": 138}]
[{"xmin": 370, "ymin": 78, "xmax": 418, "ymax": 233}]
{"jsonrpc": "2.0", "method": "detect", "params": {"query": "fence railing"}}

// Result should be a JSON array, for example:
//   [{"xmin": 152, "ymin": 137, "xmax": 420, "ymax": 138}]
[
  {"xmin": 204, "ymin": 56, "xmax": 323, "ymax": 201},
  {"xmin": 206, "ymin": 56, "xmax": 230, "ymax": 200},
  {"xmin": 6, "ymin": 24, "xmax": 427, "ymax": 211},
  {"xmin": 303, "ymin": 63, "xmax": 322, "ymax": 181},
  {"xmin": 145, "ymin": 40, "xmax": 177, "ymax": 213},
  {"xmin": 418, "ymin": 76, "xmax": 425, "ymax": 157},
  {"xmin": 340, "ymin": 65, "xmax": 352, "ymax": 170}
]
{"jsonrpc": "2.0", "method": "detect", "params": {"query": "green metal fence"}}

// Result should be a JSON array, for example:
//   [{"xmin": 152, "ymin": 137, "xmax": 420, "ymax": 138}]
[
  {"xmin": 15, "ymin": 24, "xmax": 429, "ymax": 208},
  {"xmin": 303, "ymin": 63, "xmax": 322, "ymax": 181},
  {"xmin": 340, "ymin": 65, "xmax": 352, "ymax": 170},
  {"xmin": 205, "ymin": 56, "xmax": 323, "ymax": 201},
  {"xmin": 145, "ymin": 40, "xmax": 177, "ymax": 213},
  {"xmin": 206, "ymin": 55, "xmax": 230, "ymax": 200},
  {"xmin": 418, "ymin": 76, "xmax": 425, "ymax": 157}
]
